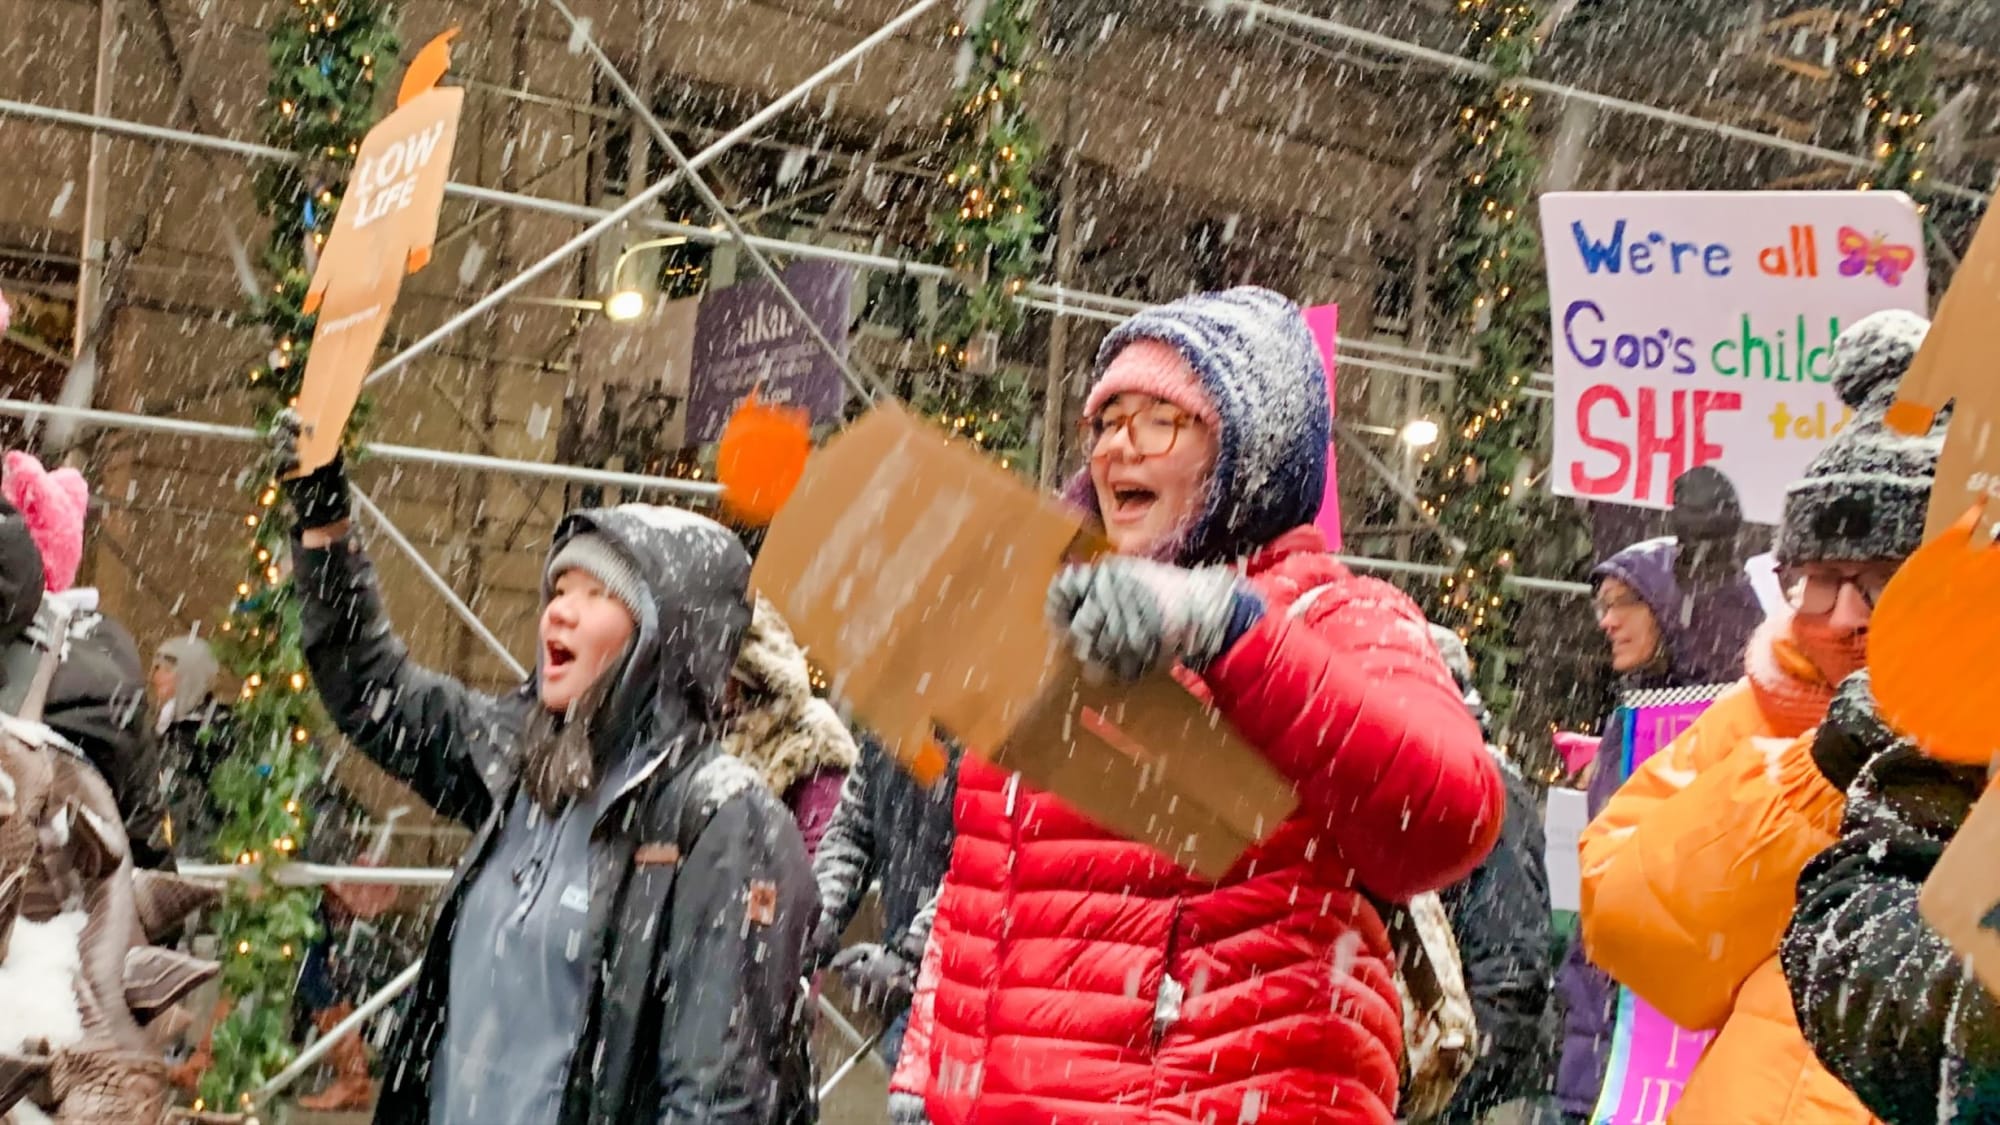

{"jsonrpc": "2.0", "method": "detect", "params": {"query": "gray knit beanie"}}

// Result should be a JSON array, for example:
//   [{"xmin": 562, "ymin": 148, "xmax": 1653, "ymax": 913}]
[
  {"xmin": 545, "ymin": 533, "xmax": 649, "ymax": 623},
  {"xmin": 1774, "ymin": 309, "xmax": 1947, "ymax": 565}
]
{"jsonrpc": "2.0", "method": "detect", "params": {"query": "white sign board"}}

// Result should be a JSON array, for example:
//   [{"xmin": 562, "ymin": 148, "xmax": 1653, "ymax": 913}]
[
  {"xmin": 1541, "ymin": 191, "xmax": 1928, "ymax": 524},
  {"xmin": 1544, "ymin": 787, "xmax": 1589, "ymax": 914}
]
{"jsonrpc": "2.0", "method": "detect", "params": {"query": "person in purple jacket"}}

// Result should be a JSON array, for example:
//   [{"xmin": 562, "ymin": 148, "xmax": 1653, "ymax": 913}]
[{"xmin": 1552, "ymin": 531, "xmax": 1762, "ymax": 1122}]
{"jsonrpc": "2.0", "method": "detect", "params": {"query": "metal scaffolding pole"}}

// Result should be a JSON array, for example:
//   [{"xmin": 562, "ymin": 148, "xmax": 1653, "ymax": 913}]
[
  {"xmin": 359, "ymin": 0, "xmax": 940, "ymax": 391},
  {"xmin": 1201, "ymin": 0, "xmax": 1991, "ymax": 204},
  {"xmin": 546, "ymin": 0, "xmax": 884, "ymax": 404},
  {"xmin": 0, "ymin": 399, "xmax": 721, "ymax": 499},
  {"xmin": 0, "ymin": 99, "xmax": 1491, "ymax": 384},
  {"xmin": 352, "ymin": 487, "xmax": 529, "ymax": 680}
]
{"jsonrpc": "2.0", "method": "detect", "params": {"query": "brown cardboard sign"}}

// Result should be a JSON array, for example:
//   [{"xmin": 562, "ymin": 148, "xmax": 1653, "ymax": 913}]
[
  {"xmin": 750, "ymin": 403, "xmax": 1297, "ymax": 879},
  {"xmin": 290, "ymin": 44, "xmax": 463, "ymax": 476},
  {"xmin": 1884, "ymin": 204, "xmax": 2000, "ymax": 544},
  {"xmin": 1919, "ymin": 774, "xmax": 2000, "ymax": 1000}
]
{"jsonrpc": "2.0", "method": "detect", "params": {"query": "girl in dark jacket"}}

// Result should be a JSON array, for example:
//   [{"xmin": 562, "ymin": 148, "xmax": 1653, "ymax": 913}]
[
  {"xmin": 276, "ymin": 430, "xmax": 818, "ymax": 1125},
  {"xmin": 1783, "ymin": 671, "xmax": 2000, "ymax": 1125}
]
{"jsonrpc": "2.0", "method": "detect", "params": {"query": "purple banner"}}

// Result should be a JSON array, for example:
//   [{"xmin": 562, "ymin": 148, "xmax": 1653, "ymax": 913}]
[
  {"xmin": 687, "ymin": 260, "xmax": 853, "ymax": 443},
  {"xmin": 1594, "ymin": 694, "xmax": 1722, "ymax": 1125}
]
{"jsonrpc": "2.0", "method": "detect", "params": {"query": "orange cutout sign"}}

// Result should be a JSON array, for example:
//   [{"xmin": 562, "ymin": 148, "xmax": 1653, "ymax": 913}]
[
  {"xmin": 288, "ymin": 30, "xmax": 463, "ymax": 477},
  {"xmin": 1869, "ymin": 502, "xmax": 2000, "ymax": 766}
]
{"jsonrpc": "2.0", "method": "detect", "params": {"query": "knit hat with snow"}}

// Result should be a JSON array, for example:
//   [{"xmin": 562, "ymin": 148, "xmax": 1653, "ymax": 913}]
[
  {"xmin": 2, "ymin": 450, "xmax": 88, "ymax": 593},
  {"xmin": 1774, "ymin": 309, "xmax": 1946, "ymax": 566},
  {"xmin": 1069, "ymin": 286, "xmax": 1329, "ymax": 565},
  {"xmin": 544, "ymin": 533, "xmax": 649, "ymax": 624}
]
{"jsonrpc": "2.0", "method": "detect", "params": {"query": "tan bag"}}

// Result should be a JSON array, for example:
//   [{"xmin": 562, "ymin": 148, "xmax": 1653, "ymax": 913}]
[{"xmin": 1371, "ymin": 890, "xmax": 1479, "ymax": 1121}]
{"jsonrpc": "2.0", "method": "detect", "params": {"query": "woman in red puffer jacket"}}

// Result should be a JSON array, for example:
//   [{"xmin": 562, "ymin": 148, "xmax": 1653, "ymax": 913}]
[{"xmin": 888, "ymin": 287, "xmax": 1503, "ymax": 1125}]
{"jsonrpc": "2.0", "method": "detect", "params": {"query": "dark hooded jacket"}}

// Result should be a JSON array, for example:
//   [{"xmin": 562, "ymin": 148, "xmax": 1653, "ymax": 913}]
[
  {"xmin": 0, "ymin": 498, "xmax": 168, "ymax": 868},
  {"xmin": 1782, "ymin": 672, "xmax": 2000, "ymax": 1125},
  {"xmin": 1425, "ymin": 627, "xmax": 1555, "ymax": 1123},
  {"xmin": 1554, "ymin": 535, "xmax": 1762, "ymax": 1115},
  {"xmin": 295, "ymin": 504, "xmax": 817, "ymax": 1125}
]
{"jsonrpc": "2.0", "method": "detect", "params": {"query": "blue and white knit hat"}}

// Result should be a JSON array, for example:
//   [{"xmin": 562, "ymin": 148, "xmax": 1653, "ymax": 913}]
[
  {"xmin": 1774, "ymin": 309, "xmax": 1946, "ymax": 565},
  {"xmin": 1070, "ymin": 286, "xmax": 1330, "ymax": 565}
]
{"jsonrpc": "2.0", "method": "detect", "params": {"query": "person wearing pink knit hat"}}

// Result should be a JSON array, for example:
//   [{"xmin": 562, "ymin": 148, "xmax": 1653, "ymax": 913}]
[
  {"xmin": 2, "ymin": 449, "xmax": 89, "ymax": 592},
  {"xmin": 0, "ymin": 450, "xmax": 167, "ymax": 866},
  {"xmin": 890, "ymin": 287, "xmax": 1502, "ymax": 1125}
]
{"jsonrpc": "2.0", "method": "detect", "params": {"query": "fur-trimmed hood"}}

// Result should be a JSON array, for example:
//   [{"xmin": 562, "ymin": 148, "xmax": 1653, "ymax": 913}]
[{"xmin": 723, "ymin": 594, "xmax": 857, "ymax": 796}]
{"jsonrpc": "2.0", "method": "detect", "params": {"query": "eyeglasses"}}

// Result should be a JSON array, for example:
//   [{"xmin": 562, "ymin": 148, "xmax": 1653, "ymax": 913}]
[
  {"xmin": 1781, "ymin": 566, "xmax": 1895, "ymax": 615},
  {"xmin": 1591, "ymin": 592, "xmax": 1645, "ymax": 620},
  {"xmin": 1082, "ymin": 406, "xmax": 1197, "ymax": 460}
]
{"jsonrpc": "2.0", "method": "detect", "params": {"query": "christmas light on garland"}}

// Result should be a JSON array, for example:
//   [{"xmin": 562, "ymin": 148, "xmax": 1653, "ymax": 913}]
[
  {"xmin": 1845, "ymin": 0, "xmax": 1936, "ymax": 196},
  {"xmin": 1420, "ymin": 0, "xmax": 1586, "ymax": 721},
  {"xmin": 912, "ymin": 0, "xmax": 1045, "ymax": 469},
  {"xmin": 193, "ymin": 0, "xmax": 397, "ymax": 1114}
]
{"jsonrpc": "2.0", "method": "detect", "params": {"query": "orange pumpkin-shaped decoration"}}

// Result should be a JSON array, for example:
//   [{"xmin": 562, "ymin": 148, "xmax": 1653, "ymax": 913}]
[
  {"xmin": 1869, "ymin": 501, "xmax": 2000, "ymax": 766},
  {"xmin": 716, "ymin": 393, "xmax": 812, "ymax": 526}
]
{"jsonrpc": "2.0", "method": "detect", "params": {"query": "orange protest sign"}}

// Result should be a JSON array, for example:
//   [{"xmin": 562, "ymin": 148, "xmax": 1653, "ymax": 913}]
[
  {"xmin": 1884, "ymin": 205, "xmax": 2000, "ymax": 544},
  {"xmin": 289, "ymin": 30, "xmax": 463, "ymax": 477},
  {"xmin": 716, "ymin": 393, "xmax": 811, "ymax": 526}
]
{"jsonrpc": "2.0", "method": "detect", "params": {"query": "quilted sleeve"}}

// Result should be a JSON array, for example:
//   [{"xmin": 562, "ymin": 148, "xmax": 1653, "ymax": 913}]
[
  {"xmin": 1579, "ymin": 697, "xmax": 1843, "ymax": 1031},
  {"xmin": 1201, "ymin": 572, "xmax": 1502, "ymax": 900}
]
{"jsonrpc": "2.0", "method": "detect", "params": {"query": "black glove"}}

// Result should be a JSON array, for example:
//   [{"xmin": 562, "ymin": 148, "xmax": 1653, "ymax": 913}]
[
  {"xmin": 271, "ymin": 410, "xmax": 352, "ymax": 530},
  {"xmin": 1812, "ymin": 670, "xmax": 1892, "ymax": 794},
  {"xmin": 807, "ymin": 913, "xmax": 845, "ymax": 972},
  {"xmin": 829, "ymin": 941, "xmax": 916, "ymax": 1013}
]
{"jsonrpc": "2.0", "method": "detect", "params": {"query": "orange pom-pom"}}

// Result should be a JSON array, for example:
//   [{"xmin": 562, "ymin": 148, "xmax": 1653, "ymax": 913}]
[{"xmin": 717, "ymin": 393, "xmax": 813, "ymax": 526}]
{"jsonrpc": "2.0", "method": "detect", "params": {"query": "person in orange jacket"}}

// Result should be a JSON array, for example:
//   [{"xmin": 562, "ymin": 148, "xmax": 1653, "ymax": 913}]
[{"xmin": 1578, "ymin": 308, "xmax": 1947, "ymax": 1125}]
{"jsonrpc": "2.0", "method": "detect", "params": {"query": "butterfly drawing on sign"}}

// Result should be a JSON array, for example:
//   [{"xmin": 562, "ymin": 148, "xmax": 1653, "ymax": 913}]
[{"xmin": 1836, "ymin": 226, "xmax": 1919, "ymax": 287}]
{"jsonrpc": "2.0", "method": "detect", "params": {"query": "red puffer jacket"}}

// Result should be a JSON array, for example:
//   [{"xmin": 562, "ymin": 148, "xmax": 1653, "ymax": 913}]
[{"xmin": 906, "ymin": 527, "xmax": 1503, "ymax": 1125}]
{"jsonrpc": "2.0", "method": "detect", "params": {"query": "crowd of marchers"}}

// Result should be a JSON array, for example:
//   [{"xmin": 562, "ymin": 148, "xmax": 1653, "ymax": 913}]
[{"xmin": 1, "ymin": 290, "xmax": 1992, "ymax": 1125}]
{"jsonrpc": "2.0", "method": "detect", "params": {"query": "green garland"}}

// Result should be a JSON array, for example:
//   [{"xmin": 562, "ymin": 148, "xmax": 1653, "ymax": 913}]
[
  {"xmin": 911, "ymin": 0, "xmax": 1044, "ymax": 468},
  {"xmin": 1845, "ymin": 0, "xmax": 1937, "ymax": 196},
  {"xmin": 1421, "ymin": 0, "xmax": 1581, "ymax": 721},
  {"xmin": 196, "ymin": 0, "xmax": 397, "ymax": 1114}
]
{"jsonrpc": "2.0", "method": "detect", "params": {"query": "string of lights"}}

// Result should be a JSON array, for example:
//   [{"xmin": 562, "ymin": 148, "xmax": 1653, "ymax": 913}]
[
  {"xmin": 193, "ymin": 0, "xmax": 398, "ymax": 1116},
  {"xmin": 1420, "ymin": 0, "xmax": 1588, "ymax": 721}
]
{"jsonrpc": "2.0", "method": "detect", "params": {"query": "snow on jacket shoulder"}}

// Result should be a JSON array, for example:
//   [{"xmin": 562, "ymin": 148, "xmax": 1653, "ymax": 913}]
[
  {"xmin": 1578, "ymin": 648, "xmax": 1873, "ymax": 1124},
  {"xmin": 1784, "ymin": 681, "xmax": 2000, "ymax": 1125},
  {"xmin": 913, "ymin": 526, "xmax": 1500, "ymax": 1125}
]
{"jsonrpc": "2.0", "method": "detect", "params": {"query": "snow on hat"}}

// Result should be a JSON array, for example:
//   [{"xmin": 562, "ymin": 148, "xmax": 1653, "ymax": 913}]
[
  {"xmin": 1069, "ymin": 286, "xmax": 1329, "ymax": 565},
  {"xmin": 2, "ymin": 450, "xmax": 88, "ymax": 593},
  {"xmin": 545, "ymin": 532, "xmax": 648, "ymax": 624},
  {"xmin": 1774, "ymin": 310, "xmax": 1945, "ymax": 566}
]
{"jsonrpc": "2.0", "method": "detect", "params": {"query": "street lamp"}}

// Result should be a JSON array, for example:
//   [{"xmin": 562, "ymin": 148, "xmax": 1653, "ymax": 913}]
[
  {"xmin": 602, "ymin": 236, "xmax": 689, "ymax": 322},
  {"xmin": 1399, "ymin": 418, "xmax": 1440, "ymax": 448}
]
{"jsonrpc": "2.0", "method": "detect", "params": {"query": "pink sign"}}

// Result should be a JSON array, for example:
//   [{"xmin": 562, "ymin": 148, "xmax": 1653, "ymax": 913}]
[
  {"xmin": 1302, "ymin": 303, "xmax": 1341, "ymax": 551},
  {"xmin": 1593, "ymin": 990, "xmax": 1715, "ymax": 1125},
  {"xmin": 1593, "ymin": 693, "xmax": 1722, "ymax": 1124}
]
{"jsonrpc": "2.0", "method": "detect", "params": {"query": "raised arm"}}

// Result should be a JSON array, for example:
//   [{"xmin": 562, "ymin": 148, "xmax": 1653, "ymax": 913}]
[{"xmin": 294, "ymin": 532, "xmax": 497, "ymax": 826}]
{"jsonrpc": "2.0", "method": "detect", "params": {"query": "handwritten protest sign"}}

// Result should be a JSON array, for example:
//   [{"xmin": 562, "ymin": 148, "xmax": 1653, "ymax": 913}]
[
  {"xmin": 1592, "ymin": 686, "xmax": 1728, "ymax": 1125},
  {"xmin": 1541, "ymin": 191, "xmax": 1926, "ymax": 524},
  {"xmin": 290, "ymin": 31, "xmax": 463, "ymax": 476}
]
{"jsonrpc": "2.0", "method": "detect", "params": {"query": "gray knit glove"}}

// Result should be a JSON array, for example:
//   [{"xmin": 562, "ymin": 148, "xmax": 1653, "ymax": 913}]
[
  {"xmin": 829, "ymin": 941, "xmax": 917, "ymax": 1014},
  {"xmin": 1046, "ymin": 558, "xmax": 1244, "ymax": 682}
]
